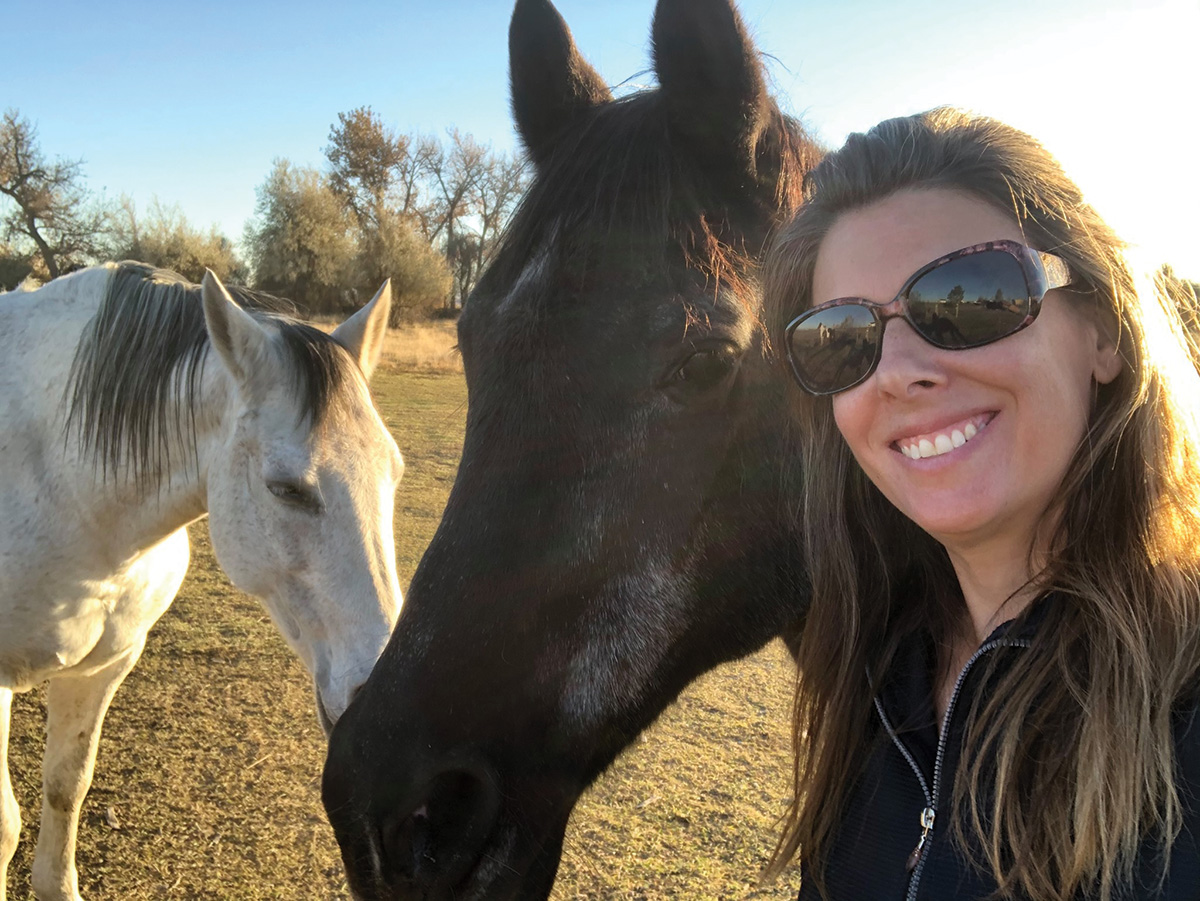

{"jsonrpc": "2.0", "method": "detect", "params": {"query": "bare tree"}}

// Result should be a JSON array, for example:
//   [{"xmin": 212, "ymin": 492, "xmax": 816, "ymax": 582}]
[
  {"xmin": 399, "ymin": 134, "xmax": 441, "ymax": 233},
  {"xmin": 0, "ymin": 110, "xmax": 109, "ymax": 279},
  {"xmin": 424, "ymin": 130, "xmax": 531, "ymax": 308},
  {"xmin": 428, "ymin": 129, "xmax": 487, "ymax": 243},
  {"xmin": 470, "ymin": 149, "xmax": 529, "ymax": 298}
]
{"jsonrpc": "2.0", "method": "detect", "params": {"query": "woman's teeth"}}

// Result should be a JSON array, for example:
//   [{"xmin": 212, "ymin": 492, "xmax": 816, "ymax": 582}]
[{"xmin": 900, "ymin": 422, "xmax": 979, "ymax": 459}]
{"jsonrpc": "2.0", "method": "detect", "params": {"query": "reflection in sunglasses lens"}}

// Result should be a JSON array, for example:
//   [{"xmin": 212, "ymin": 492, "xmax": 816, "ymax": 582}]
[
  {"xmin": 907, "ymin": 251, "xmax": 1029, "ymax": 347},
  {"xmin": 790, "ymin": 304, "xmax": 878, "ymax": 392}
]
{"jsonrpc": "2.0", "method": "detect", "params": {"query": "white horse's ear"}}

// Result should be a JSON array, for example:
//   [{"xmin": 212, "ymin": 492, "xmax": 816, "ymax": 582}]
[
  {"xmin": 201, "ymin": 269, "xmax": 270, "ymax": 390},
  {"xmin": 332, "ymin": 280, "xmax": 391, "ymax": 380}
]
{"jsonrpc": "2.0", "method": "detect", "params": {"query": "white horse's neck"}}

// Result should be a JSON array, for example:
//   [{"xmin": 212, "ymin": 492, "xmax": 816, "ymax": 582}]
[{"xmin": 83, "ymin": 352, "xmax": 236, "ymax": 555}]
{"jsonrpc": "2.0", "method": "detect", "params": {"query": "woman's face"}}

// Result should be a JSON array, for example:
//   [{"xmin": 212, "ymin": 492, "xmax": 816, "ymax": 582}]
[{"xmin": 816, "ymin": 187, "xmax": 1120, "ymax": 554}]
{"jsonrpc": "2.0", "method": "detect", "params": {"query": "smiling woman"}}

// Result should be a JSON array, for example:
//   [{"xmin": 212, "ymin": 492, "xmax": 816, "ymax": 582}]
[
  {"xmin": 819, "ymin": 189, "xmax": 1122, "ymax": 550},
  {"xmin": 764, "ymin": 108, "xmax": 1200, "ymax": 901}
]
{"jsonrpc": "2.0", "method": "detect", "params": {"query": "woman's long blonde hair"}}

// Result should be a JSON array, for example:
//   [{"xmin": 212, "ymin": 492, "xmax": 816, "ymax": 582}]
[{"xmin": 763, "ymin": 108, "xmax": 1200, "ymax": 900}]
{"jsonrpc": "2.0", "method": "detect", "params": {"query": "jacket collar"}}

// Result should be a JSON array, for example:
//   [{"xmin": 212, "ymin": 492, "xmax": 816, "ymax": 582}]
[{"xmin": 873, "ymin": 592, "xmax": 1056, "ymax": 736}]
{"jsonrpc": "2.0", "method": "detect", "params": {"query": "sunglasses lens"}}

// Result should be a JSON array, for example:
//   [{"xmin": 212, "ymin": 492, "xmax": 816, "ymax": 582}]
[
  {"xmin": 788, "ymin": 304, "xmax": 880, "ymax": 393},
  {"xmin": 906, "ymin": 250, "xmax": 1030, "ymax": 348}
]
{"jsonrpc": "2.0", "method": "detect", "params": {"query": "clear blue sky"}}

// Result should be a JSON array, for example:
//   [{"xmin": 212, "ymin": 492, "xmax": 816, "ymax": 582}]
[{"xmin": 8, "ymin": 0, "xmax": 1198, "ymax": 279}]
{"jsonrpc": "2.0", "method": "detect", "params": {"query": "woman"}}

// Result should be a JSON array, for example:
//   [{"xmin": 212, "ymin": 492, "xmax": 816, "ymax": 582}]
[{"xmin": 762, "ymin": 108, "xmax": 1200, "ymax": 900}]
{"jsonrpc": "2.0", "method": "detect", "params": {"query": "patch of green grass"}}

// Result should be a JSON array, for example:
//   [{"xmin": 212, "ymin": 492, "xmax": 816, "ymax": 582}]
[{"xmin": 7, "ymin": 367, "xmax": 802, "ymax": 899}]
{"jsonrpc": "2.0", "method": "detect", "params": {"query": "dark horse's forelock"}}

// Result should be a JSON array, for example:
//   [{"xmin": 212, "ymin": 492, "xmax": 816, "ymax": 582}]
[
  {"xmin": 65, "ymin": 261, "xmax": 352, "ymax": 489},
  {"xmin": 485, "ymin": 90, "xmax": 816, "ymax": 308}
]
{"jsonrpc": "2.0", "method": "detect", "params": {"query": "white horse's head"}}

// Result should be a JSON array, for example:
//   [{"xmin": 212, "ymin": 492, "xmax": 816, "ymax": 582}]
[{"xmin": 199, "ymin": 271, "xmax": 403, "ymax": 734}]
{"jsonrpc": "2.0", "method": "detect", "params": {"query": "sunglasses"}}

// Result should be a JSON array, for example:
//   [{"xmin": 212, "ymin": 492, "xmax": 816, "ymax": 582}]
[{"xmin": 783, "ymin": 240, "xmax": 1073, "ymax": 396}]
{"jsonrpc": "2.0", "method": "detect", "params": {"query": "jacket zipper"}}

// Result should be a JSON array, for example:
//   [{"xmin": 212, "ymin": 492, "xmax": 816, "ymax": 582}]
[{"xmin": 873, "ymin": 637, "xmax": 1032, "ymax": 901}]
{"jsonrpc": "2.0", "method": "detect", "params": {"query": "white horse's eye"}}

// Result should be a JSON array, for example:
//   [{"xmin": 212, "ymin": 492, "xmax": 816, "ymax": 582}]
[{"xmin": 267, "ymin": 480, "xmax": 323, "ymax": 513}]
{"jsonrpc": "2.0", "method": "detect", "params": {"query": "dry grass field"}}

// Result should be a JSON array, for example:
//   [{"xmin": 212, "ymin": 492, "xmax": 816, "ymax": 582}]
[{"xmin": 6, "ymin": 326, "xmax": 802, "ymax": 899}]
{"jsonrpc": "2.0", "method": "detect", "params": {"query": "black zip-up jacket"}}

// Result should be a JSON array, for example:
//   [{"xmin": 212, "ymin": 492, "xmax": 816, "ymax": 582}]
[{"xmin": 798, "ymin": 598, "xmax": 1200, "ymax": 900}]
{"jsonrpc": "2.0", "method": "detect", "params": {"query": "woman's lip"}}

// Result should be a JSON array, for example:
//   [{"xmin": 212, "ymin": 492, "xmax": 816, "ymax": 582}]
[{"xmin": 891, "ymin": 411, "xmax": 997, "ymax": 459}]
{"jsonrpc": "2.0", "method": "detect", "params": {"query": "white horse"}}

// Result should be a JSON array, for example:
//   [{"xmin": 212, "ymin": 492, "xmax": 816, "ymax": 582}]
[{"xmin": 0, "ymin": 263, "xmax": 404, "ymax": 901}]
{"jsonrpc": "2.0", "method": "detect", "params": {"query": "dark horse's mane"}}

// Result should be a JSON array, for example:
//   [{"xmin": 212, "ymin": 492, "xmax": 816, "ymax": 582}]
[
  {"xmin": 65, "ymin": 261, "xmax": 353, "ymax": 487},
  {"xmin": 483, "ymin": 89, "xmax": 820, "ymax": 311}
]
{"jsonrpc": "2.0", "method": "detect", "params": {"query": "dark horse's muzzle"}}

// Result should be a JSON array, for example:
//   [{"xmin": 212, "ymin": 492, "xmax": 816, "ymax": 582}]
[{"xmin": 322, "ymin": 687, "xmax": 508, "ymax": 899}]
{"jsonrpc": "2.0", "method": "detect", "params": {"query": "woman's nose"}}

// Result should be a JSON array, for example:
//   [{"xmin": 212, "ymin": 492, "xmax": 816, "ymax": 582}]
[{"xmin": 872, "ymin": 319, "xmax": 945, "ymax": 396}]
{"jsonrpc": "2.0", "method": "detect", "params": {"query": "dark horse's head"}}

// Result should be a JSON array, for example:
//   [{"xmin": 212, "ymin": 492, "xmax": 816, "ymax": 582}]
[{"xmin": 323, "ymin": 1, "xmax": 819, "ymax": 897}]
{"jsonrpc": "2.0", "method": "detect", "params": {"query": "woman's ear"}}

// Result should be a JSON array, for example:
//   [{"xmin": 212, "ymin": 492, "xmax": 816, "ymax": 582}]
[{"xmin": 1092, "ymin": 319, "xmax": 1123, "ymax": 385}]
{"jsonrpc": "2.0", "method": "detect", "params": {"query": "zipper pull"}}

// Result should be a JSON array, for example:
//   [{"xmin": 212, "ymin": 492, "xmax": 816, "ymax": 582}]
[{"xmin": 905, "ymin": 806, "xmax": 936, "ymax": 872}]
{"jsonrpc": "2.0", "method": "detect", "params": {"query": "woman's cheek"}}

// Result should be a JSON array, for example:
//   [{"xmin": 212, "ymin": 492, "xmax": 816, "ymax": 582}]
[{"xmin": 831, "ymin": 390, "xmax": 873, "ymax": 465}]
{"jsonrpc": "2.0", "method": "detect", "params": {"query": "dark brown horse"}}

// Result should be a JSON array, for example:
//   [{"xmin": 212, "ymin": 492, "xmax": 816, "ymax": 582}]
[{"xmin": 322, "ymin": 1, "xmax": 821, "ymax": 897}]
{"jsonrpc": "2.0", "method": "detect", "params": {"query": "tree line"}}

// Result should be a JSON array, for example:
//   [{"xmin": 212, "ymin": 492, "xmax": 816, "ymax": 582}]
[
  {"xmin": 0, "ymin": 107, "xmax": 530, "ymax": 322},
  {"xmin": 4, "ymin": 107, "xmax": 1199, "ymax": 333}
]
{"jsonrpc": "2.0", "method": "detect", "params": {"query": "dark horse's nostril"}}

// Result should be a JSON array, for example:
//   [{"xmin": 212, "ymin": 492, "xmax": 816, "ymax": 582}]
[{"xmin": 379, "ymin": 766, "xmax": 500, "ymax": 890}]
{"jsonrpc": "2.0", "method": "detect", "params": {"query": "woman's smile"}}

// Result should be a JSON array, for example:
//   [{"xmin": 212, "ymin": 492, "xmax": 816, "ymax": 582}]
[{"xmin": 894, "ymin": 412, "xmax": 995, "ymax": 459}]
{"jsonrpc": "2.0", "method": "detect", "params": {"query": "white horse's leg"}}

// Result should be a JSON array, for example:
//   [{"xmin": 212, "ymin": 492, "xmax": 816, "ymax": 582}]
[
  {"xmin": 0, "ymin": 689, "xmax": 20, "ymax": 901},
  {"xmin": 31, "ymin": 646, "xmax": 143, "ymax": 901}
]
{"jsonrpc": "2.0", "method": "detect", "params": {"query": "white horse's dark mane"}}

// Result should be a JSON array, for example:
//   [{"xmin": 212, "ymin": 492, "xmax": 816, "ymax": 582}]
[{"xmin": 65, "ymin": 261, "xmax": 353, "ymax": 487}]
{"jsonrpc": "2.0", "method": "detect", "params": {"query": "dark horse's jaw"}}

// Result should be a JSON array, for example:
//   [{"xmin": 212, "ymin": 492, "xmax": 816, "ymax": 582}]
[{"xmin": 323, "ymin": 0, "xmax": 817, "ymax": 894}]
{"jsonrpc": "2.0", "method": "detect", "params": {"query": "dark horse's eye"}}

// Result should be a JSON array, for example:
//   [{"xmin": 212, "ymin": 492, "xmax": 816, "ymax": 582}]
[{"xmin": 669, "ymin": 345, "xmax": 741, "ymax": 393}]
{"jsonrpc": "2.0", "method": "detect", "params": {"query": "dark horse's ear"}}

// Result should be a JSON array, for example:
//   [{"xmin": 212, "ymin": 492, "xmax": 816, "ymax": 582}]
[
  {"xmin": 652, "ymin": 0, "xmax": 771, "ymax": 181},
  {"xmin": 509, "ymin": 0, "xmax": 613, "ymax": 168}
]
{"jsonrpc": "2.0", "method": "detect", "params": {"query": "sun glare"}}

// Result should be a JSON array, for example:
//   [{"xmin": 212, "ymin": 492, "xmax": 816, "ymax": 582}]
[
  {"xmin": 794, "ymin": 1, "xmax": 1198, "ymax": 282},
  {"xmin": 978, "ymin": 2, "xmax": 1198, "ymax": 281}
]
